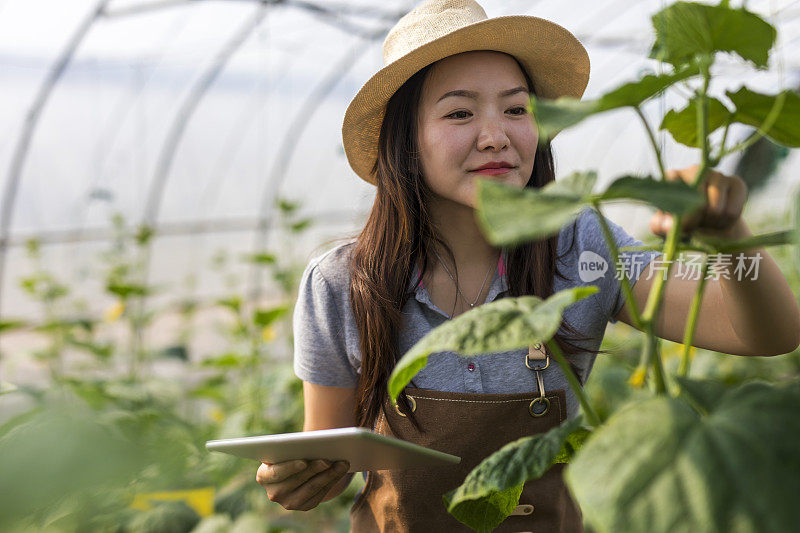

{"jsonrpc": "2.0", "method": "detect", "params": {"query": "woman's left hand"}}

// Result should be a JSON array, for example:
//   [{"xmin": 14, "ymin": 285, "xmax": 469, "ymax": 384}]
[{"xmin": 649, "ymin": 164, "xmax": 748, "ymax": 240}]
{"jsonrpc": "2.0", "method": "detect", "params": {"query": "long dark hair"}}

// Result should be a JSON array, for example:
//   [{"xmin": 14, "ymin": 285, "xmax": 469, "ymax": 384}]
[{"xmin": 346, "ymin": 53, "xmax": 605, "ymax": 431}]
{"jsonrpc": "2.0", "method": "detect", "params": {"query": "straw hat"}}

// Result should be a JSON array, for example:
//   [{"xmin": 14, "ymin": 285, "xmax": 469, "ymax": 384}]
[{"xmin": 341, "ymin": 0, "xmax": 590, "ymax": 186}]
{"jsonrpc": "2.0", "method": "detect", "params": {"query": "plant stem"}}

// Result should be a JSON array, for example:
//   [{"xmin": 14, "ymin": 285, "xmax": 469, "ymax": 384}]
[
  {"xmin": 638, "ymin": 212, "xmax": 680, "ymax": 395},
  {"xmin": 635, "ymin": 106, "xmax": 667, "ymax": 180},
  {"xmin": 590, "ymin": 201, "xmax": 645, "ymax": 331},
  {"xmin": 678, "ymin": 255, "xmax": 712, "ymax": 377},
  {"xmin": 715, "ymin": 90, "xmax": 787, "ymax": 161},
  {"xmin": 546, "ymin": 339, "xmax": 602, "ymax": 427}
]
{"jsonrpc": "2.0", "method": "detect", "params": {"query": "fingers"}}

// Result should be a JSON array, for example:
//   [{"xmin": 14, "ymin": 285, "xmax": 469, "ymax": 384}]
[
  {"xmin": 285, "ymin": 461, "xmax": 351, "ymax": 511},
  {"xmin": 655, "ymin": 168, "xmax": 748, "ymax": 237},
  {"xmin": 704, "ymin": 172, "xmax": 728, "ymax": 218},
  {"xmin": 256, "ymin": 459, "xmax": 350, "ymax": 512},
  {"xmin": 726, "ymin": 175, "xmax": 748, "ymax": 221},
  {"xmin": 256, "ymin": 460, "xmax": 307, "ymax": 485}
]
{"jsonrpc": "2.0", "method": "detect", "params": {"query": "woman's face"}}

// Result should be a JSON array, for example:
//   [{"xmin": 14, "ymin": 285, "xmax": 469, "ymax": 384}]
[{"xmin": 416, "ymin": 50, "xmax": 537, "ymax": 209}]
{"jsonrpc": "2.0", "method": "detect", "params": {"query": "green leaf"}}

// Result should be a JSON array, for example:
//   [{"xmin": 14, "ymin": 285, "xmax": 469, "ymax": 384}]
[
  {"xmin": 216, "ymin": 296, "xmax": 242, "ymax": 314},
  {"xmin": 277, "ymin": 198, "xmax": 301, "ymax": 214},
  {"xmin": 528, "ymin": 97, "xmax": 597, "ymax": 140},
  {"xmin": 600, "ymin": 175, "xmax": 706, "ymax": 215},
  {"xmin": 252, "ymin": 305, "xmax": 290, "ymax": 327},
  {"xmin": 734, "ymin": 136, "xmax": 790, "ymax": 193},
  {"xmin": 529, "ymin": 65, "xmax": 698, "ymax": 139},
  {"xmin": 244, "ymin": 252, "xmax": 277, "ymax": 265},
  {"xmin": 660, "ymin": 96, "xmax": 732, "ymax": 147},
  {"xmin": 475, "ymin": 172, "xmax": 595, "ymax": 246},
  {"xmin": 66, "ymin": 338, "xmax": 114, "ymax": 359},
  {"xmin": 0, "ymin": 406, "xmax": 146, "ymax": 528},
  {"xmin": 0, "ymin": 319, "xmax": 27, "ymax": 333},
  {"xmin": 553, "ymin": 425, "xmax": 593, "ymax": 464},
  {"xmin": 387, "ymin": 286, "xmax": 598, "ymax": 402},
  {"xmin": 290, "ymin": 218, "xmax": 313, "ymax": 233},
  {"xmin": 444, "ymin": 485, "xmax": 522, "ymax": 533},
  {"xmin": 158, "ymin": 345, "xmax": 188, "ymax": 361},
  {"xmin": 600, "ymin": 65, "xmax": 700, "ymax": 109},
  {"xmin": 650, "ymin": 2, "xmax": 776, "ymax": 68},
  {"xmin": 728, "ymin": 87, "xmax": 800, "ymax": 147},
  {"xmin": 126, "ymin": 501, "xmax": 200, "ymax": 533},
  {"xmin": 200, "ymin": 353, "xmax": 249, "ymax": 368},
  {"xmin": 674, "ymin": 376, "xmax": 731, "ymax": 414},
  {"xmin": 566, "ymin": 379, "xmax": 800, "ymax": 532},
  {"xmin": 443, "ymin": 416, "xmax": 585, "ymax": 532},
  {"xmin": 106, "ymin": 282, "xmax": 151, "ymax": 299}
]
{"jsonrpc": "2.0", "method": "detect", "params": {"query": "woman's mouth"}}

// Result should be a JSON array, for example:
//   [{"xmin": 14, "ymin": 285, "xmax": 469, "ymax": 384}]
[{"xmin": 471, "ymin": 167, "xmax": 513, "ymax": 175}]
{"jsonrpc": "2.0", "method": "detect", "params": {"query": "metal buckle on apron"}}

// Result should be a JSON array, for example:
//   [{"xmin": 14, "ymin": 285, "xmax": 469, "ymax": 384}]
[
  {"xmin": 392, "ymin": 395, "xmax": 417, "ymax": 417},
  {"xmin": 526, "ymin": 343, "xmax": 550, "ymax": 417}
]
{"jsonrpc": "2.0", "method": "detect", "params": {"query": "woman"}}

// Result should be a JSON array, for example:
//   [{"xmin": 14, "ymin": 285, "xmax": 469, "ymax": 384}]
[{"xmin": 256, "ymin": 0, "xmax": 800, "ymax": 531}]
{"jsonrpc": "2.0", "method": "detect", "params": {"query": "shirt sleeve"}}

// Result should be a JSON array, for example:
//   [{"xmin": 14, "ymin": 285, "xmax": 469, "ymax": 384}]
[
  {"xmin": 292, "ymin": 261, "xmax": 359, "ymax": 387},
  {"xmin": 578, "ymin": 208, "xmax": 663, "ymax": 324}
]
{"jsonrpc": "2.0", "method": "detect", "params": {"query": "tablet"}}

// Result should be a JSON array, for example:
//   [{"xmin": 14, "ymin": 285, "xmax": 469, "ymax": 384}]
[{"xmin": 206, "ymin": 427, "xmax": 461, "ymax": 473}]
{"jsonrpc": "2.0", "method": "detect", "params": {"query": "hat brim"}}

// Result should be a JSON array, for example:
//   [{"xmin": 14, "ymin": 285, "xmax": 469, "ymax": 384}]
[{"xmin": 342, "ymin": 14, "xmax": 590, "ymax": 185}]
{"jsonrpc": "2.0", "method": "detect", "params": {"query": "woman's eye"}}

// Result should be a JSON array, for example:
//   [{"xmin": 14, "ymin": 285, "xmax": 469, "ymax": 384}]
[
  {"xmin": 446, "ymin": 107, "xmax": 527, "ymax": 119},
  {"xmin": 446, "ymin": 110, "xmax": 470, "ymax": 119}
]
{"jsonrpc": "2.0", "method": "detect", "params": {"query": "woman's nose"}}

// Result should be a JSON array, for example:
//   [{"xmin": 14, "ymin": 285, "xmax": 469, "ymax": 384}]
[{"xmin": 476, "ymin": 118, "xmax": 510, "ymax": 151}]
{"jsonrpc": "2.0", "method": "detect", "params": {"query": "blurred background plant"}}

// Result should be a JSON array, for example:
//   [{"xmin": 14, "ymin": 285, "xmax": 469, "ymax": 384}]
[{"xmin": 0, "ymin": 197, "xmax": 362, "ymax": 533}]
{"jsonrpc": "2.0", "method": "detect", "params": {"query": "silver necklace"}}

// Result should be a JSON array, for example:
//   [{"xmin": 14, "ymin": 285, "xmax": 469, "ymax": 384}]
[{"xmin": 431, "ymin": 248, "xmax": 498, "ymax": 309}]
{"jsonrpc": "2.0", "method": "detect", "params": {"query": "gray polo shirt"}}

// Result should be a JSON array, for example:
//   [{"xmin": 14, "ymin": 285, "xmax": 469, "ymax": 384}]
[{"xmin": 292, "ymin": 207, "xmax": 662, "ymax": 419}]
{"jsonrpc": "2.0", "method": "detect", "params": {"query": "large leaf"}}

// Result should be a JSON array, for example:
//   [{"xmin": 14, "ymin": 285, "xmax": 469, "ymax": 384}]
[
  {"xmin": 475, "ymin": 172, "xmax": 595, "ymax": 246},
  {"xmin": 728, "ymin": 87, "xmax": 800, "ymax": 147},
  {"xmin": 0, "ymin": 406, "xmax": 146, "ymax": 529},
  {"xmin": 600, "ymin": 176, "xmax": 706, "ymax": 215},
  {"xmin": 566, "ymin": 379, "xmax": 800, "ymax": 532},
  {"xmin": 733, "ymin": 136, "xmax": 790, "ymax": 193},
  {"xmin": 387, "ymin": 286, "xmax": 598, "ymax": 402},
  {"xmin": 660, "ymin": 96, "xmax": 733, "ymax": 147},
  {"xmin": 674, "ymin": 376, "xmax": 731, "ymax": 413},
  {"xmin": 553, "ymin": 425, "xmax": 593, "ymax": 464},
  {"xmin": 650, "ymin": 2, "xmax": 776, "ymax": 68},
  {"xmin": 530, "ymin": 66, "xmax": 699, "ymax": 139},
  {"xmin": 126, "ymin": 501, "xmax": 200, "ymax": 533},
  {"xmin": 443, "ymin": 416, "xmax": 585, "ymax": 532}
]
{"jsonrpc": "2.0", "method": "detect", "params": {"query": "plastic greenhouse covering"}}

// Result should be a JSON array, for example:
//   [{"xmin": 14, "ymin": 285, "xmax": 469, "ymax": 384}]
[
  {"xmin": 1, "ymin": 0, "xmax": 799, "ymax": 358},
  {"xmin": 3, "ymin": 1, "xmax": 800, "ymax": 531}
]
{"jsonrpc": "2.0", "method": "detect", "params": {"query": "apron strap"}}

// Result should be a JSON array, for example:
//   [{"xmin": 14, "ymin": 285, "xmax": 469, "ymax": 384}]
[{"xmin": 526, "ymin": 343, "xmax": 551, "ymax": 417}]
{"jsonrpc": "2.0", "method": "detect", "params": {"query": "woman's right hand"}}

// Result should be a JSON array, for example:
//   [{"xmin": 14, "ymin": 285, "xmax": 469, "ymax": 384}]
[{"xmin": 256, "ymin": 459, "xmax": 350, "ymax": 511}]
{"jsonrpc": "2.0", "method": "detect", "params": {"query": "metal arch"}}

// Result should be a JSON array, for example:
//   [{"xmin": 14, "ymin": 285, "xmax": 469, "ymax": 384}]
[
  {"xmin": 140, "ymin": 2, "xmax": 275, "ymax": 228},
  {"xmin": 246, "ymin": 27, "xmax": 388, "ymax": 304},
  {"xmin": 138, "ymin": 0, "xmax": 389, "ymax": 288},
  {"xmin": 0, "ymin": 0, "xmax": 113, "ymax": 315},
  {"xmin": 199, "ymin": 53, "xmax": 294, "ymax": 216},
  {"xmin": 76, "ymin": 14, "xmax": 193, "ymax": 258},
  {"xmin": 129, "ymin": 1, "xmax": 273, "ymax": 332}
]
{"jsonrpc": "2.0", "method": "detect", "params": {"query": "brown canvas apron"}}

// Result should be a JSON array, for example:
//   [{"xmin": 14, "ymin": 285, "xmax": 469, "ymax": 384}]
[{"xmin": 349, "ymin": 344, "xmax": 584, "ymax": 532}]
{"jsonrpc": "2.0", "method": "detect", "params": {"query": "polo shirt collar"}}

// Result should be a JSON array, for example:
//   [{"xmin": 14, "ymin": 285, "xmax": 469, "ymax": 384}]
[{"xmin": 408, "ymin": 249, "xmax": 509, "ymax": 313}]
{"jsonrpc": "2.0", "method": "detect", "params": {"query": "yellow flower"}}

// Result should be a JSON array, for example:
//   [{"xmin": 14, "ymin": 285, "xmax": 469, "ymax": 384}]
[
  {"xmin": 210, "ymin": 407, "xmax": 225, "ymax": 423},
  {"xmin": 261, "ymin": 325, "xmax": 276, "ymax": 342},
  {"xmin": 104, "ymin": 300, "xmax": 125, "ymax": 322},
  {"xmin": 628, "ymin": 366, "xmax": 647, "ymax": 388}
]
